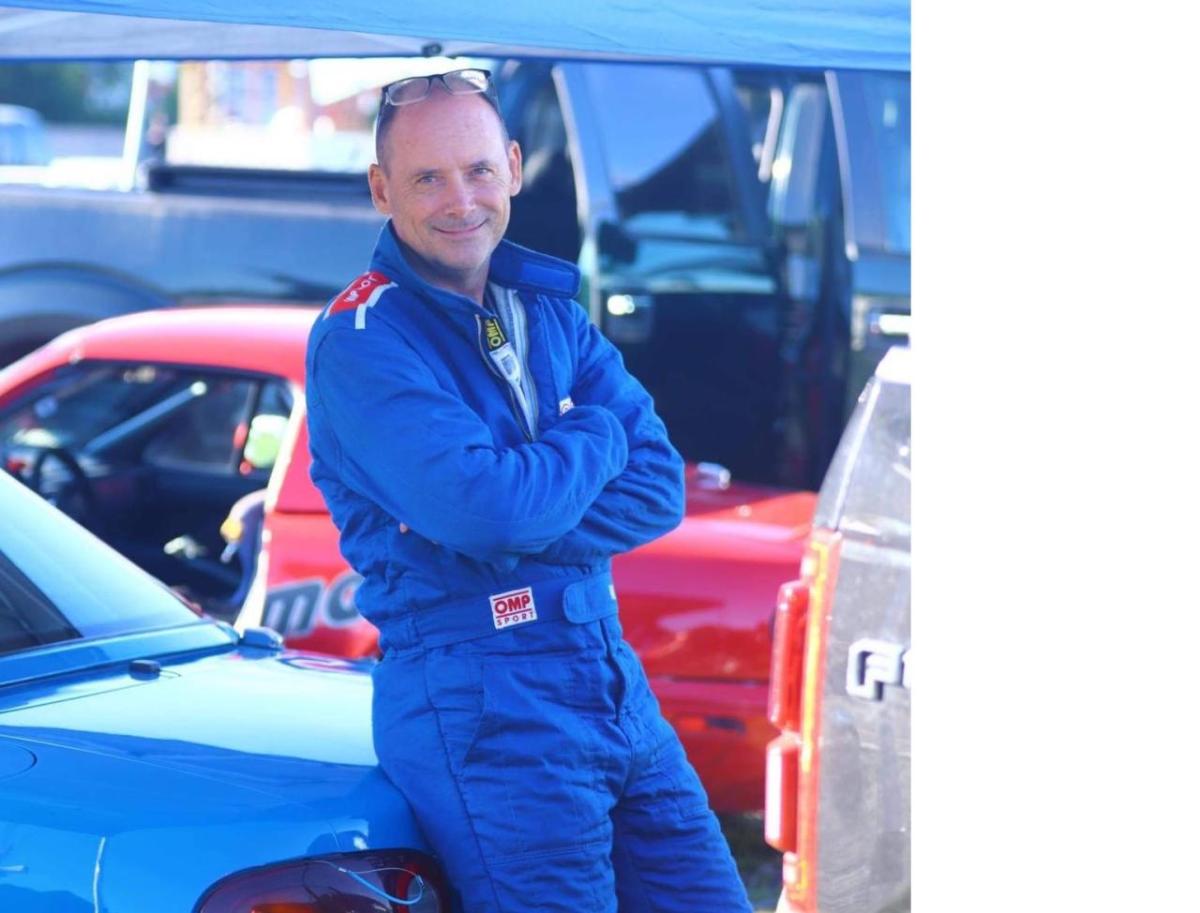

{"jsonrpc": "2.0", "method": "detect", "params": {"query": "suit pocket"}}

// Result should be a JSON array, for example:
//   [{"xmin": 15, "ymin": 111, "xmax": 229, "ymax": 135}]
[
  {"xmin": 423, "ymin": 651, "xmax": 488, "ymax": 774},
  {"xmin": 455, "ymin": 655, "xmax": 618, "ymax": 860}
]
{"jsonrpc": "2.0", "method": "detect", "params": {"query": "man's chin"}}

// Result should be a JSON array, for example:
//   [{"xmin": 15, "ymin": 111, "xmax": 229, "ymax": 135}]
[
  {"xmin": 413, "ymin": 253, "xmax": 489, "ymax": 291},
  {"xmin": 400, "ymin": 235, "xmax": 497, "ymax": 296},
  {"xmin": 430, "ymin": 240, "xmax": 494, "ymax": 271}
]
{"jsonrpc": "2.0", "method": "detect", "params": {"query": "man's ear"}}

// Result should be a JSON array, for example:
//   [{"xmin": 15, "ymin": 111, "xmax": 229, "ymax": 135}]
[
  {"xmin": 506, "ymin": 140, "xmax": 523, "ymax": 197},
  {"xmin": 367, "ymin": 163, "xmax": 390, "ymax": 215}
]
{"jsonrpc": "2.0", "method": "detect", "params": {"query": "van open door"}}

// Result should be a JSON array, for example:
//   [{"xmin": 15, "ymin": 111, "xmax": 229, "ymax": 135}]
[{"xmin": 827, "ymin": 70, "xmax": 911, "ymax": 415}]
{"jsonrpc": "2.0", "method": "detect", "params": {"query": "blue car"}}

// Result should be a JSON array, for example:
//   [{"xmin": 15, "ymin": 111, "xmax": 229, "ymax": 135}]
[{"xmin": 0, "ymin": 470, "xmax": 449, "ymax": 911}]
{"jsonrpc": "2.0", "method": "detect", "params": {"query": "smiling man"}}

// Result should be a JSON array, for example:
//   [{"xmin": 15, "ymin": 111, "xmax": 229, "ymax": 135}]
[
  {"xmin": 366, "ymin": 70, "xmax": 519, "ymax": 303},
  {"xmin": 304, "ymin": 69, "xmax": 751, "ymax": 913}
]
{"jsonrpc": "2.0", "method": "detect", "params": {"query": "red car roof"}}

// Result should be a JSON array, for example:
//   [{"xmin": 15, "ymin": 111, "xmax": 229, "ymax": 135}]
[
  {"xmin": 39, "ymin": 305, "xmax": 318, "ymax": 385},
  {"xmin": 0, "ymin": 303, "xmax": 805, "ymax": 520}
]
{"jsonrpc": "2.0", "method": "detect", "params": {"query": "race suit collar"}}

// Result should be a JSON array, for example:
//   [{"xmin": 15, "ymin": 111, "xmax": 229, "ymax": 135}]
[{"xmin": 369, "ymin": 222, "xmax": 581, "ymax": 312}]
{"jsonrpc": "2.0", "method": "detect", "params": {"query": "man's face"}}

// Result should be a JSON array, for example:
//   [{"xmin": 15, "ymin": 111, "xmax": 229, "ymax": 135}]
[{"xmin": 368, "ymin": 90, "xmax": 522, "ymax": 301}]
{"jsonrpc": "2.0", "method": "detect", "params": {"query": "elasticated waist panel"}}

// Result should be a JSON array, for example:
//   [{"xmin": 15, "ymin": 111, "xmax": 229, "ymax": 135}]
[{"xmin": 381, "ymin": 570, "xmax": 618, "ymax": 651}]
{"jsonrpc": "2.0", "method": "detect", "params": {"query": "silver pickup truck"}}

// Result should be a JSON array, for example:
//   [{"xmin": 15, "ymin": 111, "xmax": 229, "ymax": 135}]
[{"xmin": 766, "ymin": 344, "xmax": 911, "ymax": 913}]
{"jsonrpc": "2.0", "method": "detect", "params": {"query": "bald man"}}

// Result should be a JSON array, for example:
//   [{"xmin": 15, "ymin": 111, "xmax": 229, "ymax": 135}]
[{"xmin": 305, "ymin": 69, "xmax": 751, "ymax": 913}]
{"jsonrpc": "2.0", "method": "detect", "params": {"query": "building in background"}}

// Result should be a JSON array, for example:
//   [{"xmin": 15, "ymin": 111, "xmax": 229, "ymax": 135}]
[{"xmin": 171, "ymin": 60, "xmax": 376, "ymax": 171}]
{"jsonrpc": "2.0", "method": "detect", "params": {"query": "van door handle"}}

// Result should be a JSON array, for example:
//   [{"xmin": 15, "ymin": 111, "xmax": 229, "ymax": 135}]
[{"xmin": 851, "ymin": 295, "xmax": 910, "ymax": 350}]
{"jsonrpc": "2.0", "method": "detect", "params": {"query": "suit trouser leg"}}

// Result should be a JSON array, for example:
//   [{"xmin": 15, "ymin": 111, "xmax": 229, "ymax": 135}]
[
  {"xmin": 373, "ymin": 620, "xmax": 751, "ymax": 913},
  {"xmin": 607, "ymin": 636, "xmax": 754, "ymax": 913},
  {"xmin": 374, "ymin": 638, "xmax": 626, "ymax": 912}
]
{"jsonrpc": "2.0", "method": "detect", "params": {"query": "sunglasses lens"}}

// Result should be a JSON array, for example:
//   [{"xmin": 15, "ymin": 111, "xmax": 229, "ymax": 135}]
[
  {"xmin": 382, "ymin": 70, "xmax": 493, "ymax": 108},
  {"xmin": 386, "ymin": 77, "xmax": 432, "ymax": 106},
  {"xmin": 442, "ymin": 69, "xmax": 491, "ymax": 95}
]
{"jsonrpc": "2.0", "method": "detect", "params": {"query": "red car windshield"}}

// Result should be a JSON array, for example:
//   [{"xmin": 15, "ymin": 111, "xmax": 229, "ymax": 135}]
[{"xmin": 1, "ymin": 363, "xmax": 201, "ymax": 452}]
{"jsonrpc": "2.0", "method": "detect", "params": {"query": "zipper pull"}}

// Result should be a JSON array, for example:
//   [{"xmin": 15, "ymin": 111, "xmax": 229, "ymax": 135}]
[{"xmin": 481, "ymin": 316, "xmax": 522, "ymax": 386}]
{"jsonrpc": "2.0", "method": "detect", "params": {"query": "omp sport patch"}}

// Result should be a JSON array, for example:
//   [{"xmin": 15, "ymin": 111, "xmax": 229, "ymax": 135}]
[
  {"xmin": 489, "ymin": 586, "xmax": 537, "ymax": 630},
  {"xmin": 325, "ymin": 271, "xmax": 396, "ymax": 328}
]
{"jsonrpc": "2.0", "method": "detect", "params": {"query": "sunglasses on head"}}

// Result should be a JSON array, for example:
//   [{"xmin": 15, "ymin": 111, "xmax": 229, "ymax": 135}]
[{"xmin": 380, "ymin": 68, "xmax": 497, "ymax": 107}]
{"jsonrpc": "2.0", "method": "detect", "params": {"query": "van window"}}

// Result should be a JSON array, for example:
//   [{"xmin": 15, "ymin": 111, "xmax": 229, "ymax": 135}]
[
  {"xmin": 503, "ymin": 71, "xmax": 581, "ymax": 263},
  {"xmin": 833, "ymin": 71, "xmax": 911, "ymax": 255},
  {"xmin": 733, "ymin": 70, "xmax": 790, "ymax": 182},
  {"xmin": 582, "ymin": 64, "xmax": 741, "ymax": 240}
]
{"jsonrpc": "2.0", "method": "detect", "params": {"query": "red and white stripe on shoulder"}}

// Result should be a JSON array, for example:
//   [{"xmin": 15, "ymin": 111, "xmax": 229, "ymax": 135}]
[{"xmin": 324, "ymin": 271, "xmax": 397, "ymax": 328}]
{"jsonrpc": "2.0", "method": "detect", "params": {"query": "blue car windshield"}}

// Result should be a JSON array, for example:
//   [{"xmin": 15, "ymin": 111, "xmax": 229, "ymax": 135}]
[{"xmin": 0, "ymin": 473, "xmax": 202, "ymax": 657}]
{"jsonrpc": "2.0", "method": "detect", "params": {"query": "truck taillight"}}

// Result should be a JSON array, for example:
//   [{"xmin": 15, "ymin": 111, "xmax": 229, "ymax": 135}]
[
  {"xmin": 765, "ymin": 529, "xmax": 842, "ymax": 910},
  {"xmin": 195, "ymin": 850, "xmax": 450, "ymax": 913},
  {"xmin": 765, "ymin": 575, "xmax": 809, "ymax": 853},
  {"xmin": 765, "ymin": 734, "xmax": 800, "ymax": 852},
  {"xmin": 768, "ymin": 579, "xmax": 809, "ymax": 730}
]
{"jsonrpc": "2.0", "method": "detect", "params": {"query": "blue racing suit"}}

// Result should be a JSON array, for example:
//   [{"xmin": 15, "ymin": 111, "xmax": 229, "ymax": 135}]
[{"xmin": 306, "ymin": 223, "xmax": 751, "ymax": 913}]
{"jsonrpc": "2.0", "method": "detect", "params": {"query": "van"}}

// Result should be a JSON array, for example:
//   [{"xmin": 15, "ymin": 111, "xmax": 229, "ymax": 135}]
[{"xmin": 0, "ymin": 58, "xmax": 909, "ymax": 489}]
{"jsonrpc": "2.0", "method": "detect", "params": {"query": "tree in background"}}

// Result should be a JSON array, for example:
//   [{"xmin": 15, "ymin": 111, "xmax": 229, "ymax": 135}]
[{"xmin": 0, "ymin": 63, "xmax": 133, "ymax": 124}]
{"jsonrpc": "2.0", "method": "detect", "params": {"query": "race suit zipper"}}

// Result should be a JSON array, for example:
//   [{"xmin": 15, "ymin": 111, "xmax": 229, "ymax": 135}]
[
  {"xmin": 515, "ymin": 293, "xmax": 539, "ymax": 429},
  {"xmin": 476, "ymin": 313, "xmax": 535, "ymax": 442}
]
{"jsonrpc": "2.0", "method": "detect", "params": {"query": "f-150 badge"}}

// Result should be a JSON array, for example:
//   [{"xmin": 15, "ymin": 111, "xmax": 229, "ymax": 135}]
[{"xmin": 846, "ymin": 638, "xmax": 910, "ymax": 701}]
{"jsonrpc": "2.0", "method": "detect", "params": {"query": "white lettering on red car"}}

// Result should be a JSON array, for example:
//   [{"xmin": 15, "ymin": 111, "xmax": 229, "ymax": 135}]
[{"xmin": 264, "ymin": 571, "xmax": 363, "ymax": 637}]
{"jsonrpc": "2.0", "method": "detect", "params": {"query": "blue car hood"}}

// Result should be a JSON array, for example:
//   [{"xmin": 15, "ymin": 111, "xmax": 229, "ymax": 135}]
[{"xmin": 0, "ymin": 644, "xmax": 426, "ymax": 910}]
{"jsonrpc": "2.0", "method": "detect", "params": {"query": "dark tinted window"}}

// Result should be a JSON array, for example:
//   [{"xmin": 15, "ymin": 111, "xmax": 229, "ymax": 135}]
[
  {"xmin": 0, "ymin": 363, "xmax": 186, "ymax": 451},
  {"xmin": 583, "ymin": 64, "xmax": 740, "ymax": 240},
  {"xmin": 733, "ymin": 70, "xmax": 789, "ymax": 182},
  {"xmin": 0, "ymin": 474, "xmax": 200, "ymax": 657},
  {"xmin": 503, "ymin": 70, "xmax": 581, "ymax": 263},
  {"xmin": 143, "ymin": 376, "xmax": 255, "ymax": 472},
  {"xmin": 238, "ymin": 379, "xmax": 294, "ymax": 473},
  {"xmin": 0, "ymin": 550, "xmax": 78, "ymax": 654},
  {"xmin": 1, "ymin": 363, "xmax": 279, "ymax": 477},
  {"xmin": 833, "ymin": 70, "xmax": 911, "ymax": 255}
]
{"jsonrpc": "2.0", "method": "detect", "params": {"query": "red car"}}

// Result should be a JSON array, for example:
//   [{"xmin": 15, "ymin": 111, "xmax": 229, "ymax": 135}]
[{"xmin": 0, "ymin": 305, "xmax": 815, "ymax": 813}]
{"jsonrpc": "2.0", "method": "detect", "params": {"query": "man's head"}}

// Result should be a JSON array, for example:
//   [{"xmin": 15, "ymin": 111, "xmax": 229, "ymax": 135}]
[{"xmin": 368, "ymin": 69, "xmax": 522, "ymax": 303}]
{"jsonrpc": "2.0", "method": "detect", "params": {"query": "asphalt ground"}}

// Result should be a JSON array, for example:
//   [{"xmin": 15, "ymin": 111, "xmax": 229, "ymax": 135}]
[{"xmin": 718, "ymin": 813, "xmax": 782, "ymax": 912}]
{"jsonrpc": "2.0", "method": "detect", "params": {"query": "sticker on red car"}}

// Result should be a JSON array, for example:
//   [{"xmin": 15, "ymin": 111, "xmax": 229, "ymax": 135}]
[{"xmin": 263, "ymin": 570, "xmax": 363, "ymax": 637}]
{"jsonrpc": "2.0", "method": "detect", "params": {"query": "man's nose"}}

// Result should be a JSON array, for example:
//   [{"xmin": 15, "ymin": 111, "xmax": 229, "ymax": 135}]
[{"xmin": 440, "ymin": 174, "xmax": 475, "ymax": 216}]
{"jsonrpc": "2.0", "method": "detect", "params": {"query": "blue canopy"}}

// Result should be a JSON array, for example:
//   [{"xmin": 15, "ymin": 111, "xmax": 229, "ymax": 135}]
[{"xmin": 0, "ymin": 0, "xmax": 908, "ymax": 70}]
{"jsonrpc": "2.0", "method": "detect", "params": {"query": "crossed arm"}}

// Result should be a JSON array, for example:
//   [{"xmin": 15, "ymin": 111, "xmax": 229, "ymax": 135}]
[
  {"xmin": 310, "ymin": 306, "xmax": 682, "ymax": 568},
  {"xmin": 310, "ymin": 325, "xmax": 630, "ymax": 565}
]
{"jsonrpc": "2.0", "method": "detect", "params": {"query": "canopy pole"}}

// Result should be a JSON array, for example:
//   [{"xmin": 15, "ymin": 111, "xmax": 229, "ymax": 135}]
[{"xmin": 120, "ymin": 58, "xmax": 150, "ymax": 191}]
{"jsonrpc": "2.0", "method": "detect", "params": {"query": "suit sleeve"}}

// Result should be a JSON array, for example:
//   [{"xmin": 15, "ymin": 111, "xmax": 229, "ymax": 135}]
[
  {"xmin": 537, "ymin": 306, "xmax": 684, "ymax": 565},
  {"xmin": 309, "ymin": 325, "xmax": 628, "ymax": 563}
]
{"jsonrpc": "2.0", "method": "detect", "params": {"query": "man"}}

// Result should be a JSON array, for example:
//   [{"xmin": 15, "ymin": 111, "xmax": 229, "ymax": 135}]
[{"xmin": 306, "ymin": 68, "xmax": 751, "ymax": 913}]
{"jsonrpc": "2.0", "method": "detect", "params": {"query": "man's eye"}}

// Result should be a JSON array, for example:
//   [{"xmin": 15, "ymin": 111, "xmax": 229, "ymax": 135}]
[
  {"xmin": 416, "ymin": 174, "xmax": 439, "ymax": 185},
  {"xmin": 472, "ymin": 166, "xmax": 494, "ymax": 177}
]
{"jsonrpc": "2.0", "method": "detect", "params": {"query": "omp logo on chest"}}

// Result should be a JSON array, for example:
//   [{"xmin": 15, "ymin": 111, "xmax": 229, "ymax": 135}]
[
  {"xmin": 484, "ymin": 318, "xmax": 506, "ymax": 350},
  {"xmin": 489, "ymin": 586, "xmax": 537, "ymax": 629}
]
